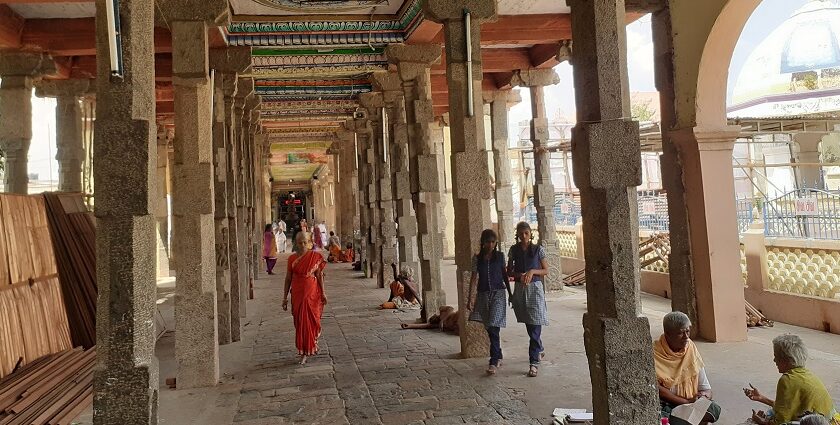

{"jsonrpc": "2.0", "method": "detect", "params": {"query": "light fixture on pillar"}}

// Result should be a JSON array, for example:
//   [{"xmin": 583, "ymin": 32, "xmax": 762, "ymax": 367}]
[
  {"xmin": 105, "ymin": 0, "xmax": 124, "ymax": 78},
  {"xmin": 464, "ymin": 8, "xmax": 474, "ymax": 118}
]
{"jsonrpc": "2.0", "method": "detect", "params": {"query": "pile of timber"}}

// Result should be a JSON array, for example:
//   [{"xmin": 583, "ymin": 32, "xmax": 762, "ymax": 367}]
[
  {"xmin": 0, "ymin": 347, "xmax": 94, "ymax": 425},
  {"xmin": 747, "ymin": 301, "xmax": 773, "ymax": 328},
  {"xmin": 42, "ymin": 193, "xmax": 97, "ymax": 349},
  {"xmin": 0, "ymin": 195, "xmax": 72, "ymax": 378},
  {"xmin": 563, "ymin": 234, "xmax": 671, "ymax": 287}
]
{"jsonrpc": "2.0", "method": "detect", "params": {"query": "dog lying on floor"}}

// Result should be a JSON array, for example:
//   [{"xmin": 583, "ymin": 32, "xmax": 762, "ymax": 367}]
[{"xmin": 400, "ymin": 305, "xmax": 459, "ymax": 335}]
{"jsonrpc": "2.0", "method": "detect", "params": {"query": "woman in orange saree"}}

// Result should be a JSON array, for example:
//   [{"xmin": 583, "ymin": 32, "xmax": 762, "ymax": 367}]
[{"xmin": 282, "ymin": 232, "xmax": 327, "ymax": 364}]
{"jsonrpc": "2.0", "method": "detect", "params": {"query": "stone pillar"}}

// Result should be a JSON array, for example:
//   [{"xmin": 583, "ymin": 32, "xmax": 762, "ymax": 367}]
[
  {"xmin": 360, "ymin": 92, "xmax": 397, "ymax": 288},
  {"xmin": 35, "ymin": 79, "xmax": 91, "ymax": 193},
  {"xmin": 422, "ymin": 2, "xmax": 494, "ymax": 357},
  {"xmin": 568, "ymin": 0, "xmax": 659, "ymax": 421},
  {"xmin": 484, "ymin": 90, "xmax": 520, "ymax": 255},
  {"xmin": 0, "ymin": 52, "xmax": 56, "ymax": 194},
  {"xmin": 346, "ymin": 117, "xmax": 375, "ymax": 277},
  {"xmin": 234, "ymin": 80, "xmax": 253, "ymax": 317},
  {"xmin": 168, "ymin": 15, "xmax": 227, "ymax": 389},
  {"xmin": 433, "ymin": 121, "xmax": 453, "ymax": 259},
  {"xmin": 386, "ymin": 44, "xmax": 449, "ymax": 322},
  {"xmin": 247, "ymin": 103, "xmax": 262, "ymax": 292},
  {"xmin": 154, "ymin": 125, "xmax": 172, "ymax": 279},
  {"xmin": 336, "ymin": 130, "xmax": 360, "ymax": 246},
  {"xmin": 652, "ymin": 8, "xmax": 747, "ymax": 343},
  {"xmin": 793, "ymin": 132, "xmax": 826, "ymax": 189},
  {"xmin": 92, "ymin": 0, "xmax": 158, "ymax": 422},
  {"xmin": 513, "ymin": 69, "xmax": 564, "ymax": 290},
  {"xmin": 210, "ymin": 47, "xmax": 251, "ymax": 342},
  {"xmin": 372, "ymin": 71, "xmax": 421, "ymax": 279}
]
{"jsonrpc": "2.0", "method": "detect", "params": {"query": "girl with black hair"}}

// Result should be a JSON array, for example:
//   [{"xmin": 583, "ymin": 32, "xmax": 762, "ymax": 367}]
[
  {"xmin": 507, "ymin": 221, "xmax": 549, "ymax": 377},
  {"xmin": 466, "ymin": 229, "xmax": 511, "ymax": 375}
]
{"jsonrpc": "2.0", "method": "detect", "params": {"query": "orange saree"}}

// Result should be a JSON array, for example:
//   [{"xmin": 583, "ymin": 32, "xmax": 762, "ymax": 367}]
[{"xmin": 288, "ymin": 251, "xmax": 326, "ymax": 356}]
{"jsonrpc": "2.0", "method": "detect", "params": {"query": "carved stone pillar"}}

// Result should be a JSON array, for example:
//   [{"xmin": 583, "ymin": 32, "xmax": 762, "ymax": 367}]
[
  {"xmin": 423, "ymin": 1, "xmax": 495, "ymax": 358},
  {"xmin": 569, "ymin": 0, "xmax": 658, "ymax": 421},
  {"xmin": 234, "ymin": 78, "xmax": 254, "ymax": 318},
  {"xmin": 0, "ymin": 52, "xmax": 56, "ymax": 193},
  {"xmin": 386, "ymin": 44, "xmax": 448, "ymax": 322},
  {"xmin": 513, "ymin": 69, "xmax": 564, "ymax": 290},
  {"xmin": 484, "ymin": 89, "xmax": 520, "ymax": 254},
  {"xmin": 92, "ymin": 0, "xmax": 158, "ymax": 421},
  {"xmin": 372, "ymin": 71, "xmax": 421, "ymax": 279},
  {"xmin": 35, "ymin": 79, "xmax": 92, "ymax": 193}
]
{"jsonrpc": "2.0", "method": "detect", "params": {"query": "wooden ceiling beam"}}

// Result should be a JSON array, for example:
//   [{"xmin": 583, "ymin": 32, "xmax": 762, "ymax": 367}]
[
  {"xmin": 432, "ymin": 48, "xmax": 533, "ymax": 75},
  {"xmin": 0, "ymin": 4, "xmax": 23, "ymax": 48},
  {"xmin": 67, "ymin": 53, "xmax": 173, "ymax": 80}
]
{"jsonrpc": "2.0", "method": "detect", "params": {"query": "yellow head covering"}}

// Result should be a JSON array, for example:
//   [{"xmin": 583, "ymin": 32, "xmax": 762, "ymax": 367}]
[{"xmin": 653, "ymin": 334, "xmax": 704, "ymax": 399}]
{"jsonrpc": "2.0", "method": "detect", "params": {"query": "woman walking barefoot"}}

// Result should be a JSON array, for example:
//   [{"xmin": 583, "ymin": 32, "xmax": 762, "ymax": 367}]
[
  {"xmin": 282, "ymin": 232, "xmax": 328, "ymax": 365},
  {"xmin": 466, "ymin": 229, "xmax": 512, "ymax": 375},
  {"xmin": 507, "ymin": 222, "xmax": 549, "ymax": 377}
]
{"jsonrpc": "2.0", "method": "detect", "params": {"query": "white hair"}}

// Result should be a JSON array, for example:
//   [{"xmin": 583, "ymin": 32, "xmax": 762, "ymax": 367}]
[
  {"xmin": 800, "ymin": 414, "xmax": 829, "ymax": 425},
  {"xmin": 663, "ymin": 311, "xmax": 691, "ymax": 333},
  {"xmin": 773, "ymin": 334, "xmax": 808, "ymax": 368}
]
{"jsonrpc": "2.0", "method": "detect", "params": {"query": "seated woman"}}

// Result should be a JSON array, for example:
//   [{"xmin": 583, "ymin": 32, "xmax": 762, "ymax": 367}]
[
  {"xmin": 744, "ymin": 334, "xmax": 839, "ymax": 425},
  {"xmin": 327, "ymin": 237, "xmax": 343, "ymax": 263},
  {"xmin": 654, "ymin": 311, "xmax": 721, "ymax": 425},
  {"xmin": 341, "ymin": 243, "xmax": 355, "ymax": 263},
  {"xmin": 380, "ymin": 264, "xmax": 421, "ymax": 309}
]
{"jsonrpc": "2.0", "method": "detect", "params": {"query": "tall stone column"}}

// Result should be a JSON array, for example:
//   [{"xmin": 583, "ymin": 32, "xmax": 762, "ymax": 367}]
[
  {"xmin": 423, "ymin": 2, "xmax": 494, "ymax": 357},
  {"xmin": 336, "ymin": 130, "xmax": 359, "ymax": 245},
  {"xmin": 386, "ymin": 45, "xmax": 449, "ymax": 322},
  {"xmin": 164, "ymin": 10, "xmax": 230, "ymax": 388},
  {"xmin": 433, "ymin": 121, "xmax": 453, "ymax": 259},
  {"xmin": 234, "ymin": 80, "xmax": 253, "ymax": 316},
  {"xmin": 0, "ymin": 52, "xmax": 55, "ymax": 194},
  {"xmin": 360, "ymin": 92, "xmax": 396, "ymax": 288},
  {"xmin": 210, "ymin": 47, "xmax": 251, "ymax": 342},
  {"xmin": 346, "ymin": 117, "xmax": 375, "ymax": 277},
  {"xmin": 92, "ymin": 0, "xmax": 158, "ymax": 422},
  {"xmin": 484, "ymin": 90, "xmax": 520, "ymax": 254},
  {"xmin": 372, "ymin": 72, "xmax": 421, "ymax": 279},
  {"xmin": 568, "ymin": 0, "xmax": 659, "ymax": 422},
  {"xmin": 513, "ymin": 69, "xmax": 564, "ymax": 290},
  {"xmin": 248, "ymin": 108, "xmax": 263, "ymax": 287},
  {"xmin": 35, "ymin": 79, "xmax": 91, "ymax": 193},
  {"xmin": 653, "ymin": 8, "xmax": 747, "ymax": 343},
  {"xmin": 154, "ymin": 125, "xmax": 172, "ymax": 279}
]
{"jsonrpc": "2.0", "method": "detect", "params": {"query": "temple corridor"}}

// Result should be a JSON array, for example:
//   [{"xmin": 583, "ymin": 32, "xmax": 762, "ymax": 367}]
[{"xmin": 68, "ymin": 255, "xmax": 840, "ymax": 425}]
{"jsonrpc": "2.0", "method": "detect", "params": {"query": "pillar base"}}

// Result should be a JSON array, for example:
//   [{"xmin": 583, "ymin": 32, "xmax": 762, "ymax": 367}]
[
  {"xmin": 582, "ymin": 314, "xmax": 659, "ymax": 424},
  {"xmin": 457, "ymin": 270, "xmax": 489, "ymax": 358},
  {"xmin": 93, "ymin": 361, "xmax": 159, "ymax": 425}
]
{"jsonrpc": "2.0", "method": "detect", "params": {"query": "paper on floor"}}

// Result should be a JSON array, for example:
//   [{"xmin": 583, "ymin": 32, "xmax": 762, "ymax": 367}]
[{"xmin": 671, "ymin": 397, "xmax": 713, "ymax": 425}]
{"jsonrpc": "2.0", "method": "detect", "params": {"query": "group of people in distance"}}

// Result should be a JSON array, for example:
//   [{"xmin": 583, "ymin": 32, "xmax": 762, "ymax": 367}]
[
  {"xmin": 655, "ymin": 311, "xmax": 839, "ymax": 425},
  {"xmin": 266, "ymin": 217, "xmax": 839, "ymax": 423}
]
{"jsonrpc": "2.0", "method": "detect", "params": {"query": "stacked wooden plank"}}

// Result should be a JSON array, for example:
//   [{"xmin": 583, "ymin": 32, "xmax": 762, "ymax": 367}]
[
  {"xmin": 0, "ymin": 195, "xmax": 72, "ymax": 379},
  {"xmin": 0, "ymin": 347, "xmax": 95, "ymax": 425},
  {"xmin": 747, "ymin": 301, "xmax": 774, "ymax": 328},
  {"xmin": 563, "ymin": 234, "xmax": 671, "ymax": 286},
  {"xmin": 42, "ymin": 193, "xmax": 96, "ymax": 349}
]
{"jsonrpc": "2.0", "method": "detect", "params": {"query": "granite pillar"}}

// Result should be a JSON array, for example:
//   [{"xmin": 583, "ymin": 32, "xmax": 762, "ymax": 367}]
[
  {"xmin": 484, "ymin": 89, "xmax": 520, "ymax": 255},
  {"xmin": 336, "ymin": 130, "xmax": 360, "ymax": 246},
  {"xmin": 386, "ymin": 44, "xmax": 448, "ymax": 322},
  {"xmin": 653, "ymin": 8, "xmax": 747, "ymax": 343},
  {"xmin": 513, "ymin": 69, "xmax": 564, "ymax": 290},
  {"xmin": 154, "ymin": 126, "xmax": 172, "ymax": 279},
  {"xmin": 210, "ymin": 47, "xmax": 251, "ymax": 342},
  {"xmin": 0, "ymin": 52, "xmax": 55, "ymax": 194},
  {"xmin": 422, "ymin": 2, "xmax": 495, "ymax": 357},
  {"xmin": 372, "ymin": 71, "xmax": 421, "ymax": 279},
  {"xmin": 360, "ymin": 93, "xmax": 396, "ymax": 287},
  {"xmin": 169, "ymin": 18, "xmax": 222, "ymax": 389},
  {"xmin": 234, "ymin": 79, "xmax": 253, "ymax": 318},
  {"xmin": 92, "ymin": 0, "xmax": 158, "ymax": 421},
  {"xmin": 569, "ymin": 0, "xmax": 659, "ymax": 421},
  {"xmin": 346, "ymin": 117, "xmax": 374, "ymax": 277},
  {"xmin": 35, "ymin": 79, "xmax": 91, "ymax": 193}
]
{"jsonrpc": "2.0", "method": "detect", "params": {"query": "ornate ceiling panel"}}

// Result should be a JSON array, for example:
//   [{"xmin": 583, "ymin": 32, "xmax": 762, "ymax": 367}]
[{"xmin": 231, "ymin": 0, "xmax": 405, "ymax": 15}]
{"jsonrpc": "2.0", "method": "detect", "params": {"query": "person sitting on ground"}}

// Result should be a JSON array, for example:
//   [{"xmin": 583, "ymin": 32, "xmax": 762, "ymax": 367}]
[
  {"xmin": 327, "ymin": 232, "xmax": 343, "ymax": 263},
  {"xmin": 342, "ymin": 243, "xmax": 355, "ymax": 263},
  {"xmin": 380, "ymin": 264, "xmax": 421, "ymax": 309},
  {"xmin": 744, "ymin": 334, "xmax": 839, "ymax": 425},
  {"xmin": 654, "ymin": 311, "xmax": 721, "ymax": 425}
]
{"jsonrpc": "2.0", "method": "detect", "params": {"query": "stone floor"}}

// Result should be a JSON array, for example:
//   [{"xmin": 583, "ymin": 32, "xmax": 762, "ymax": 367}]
[{"xmin": 74, "ymin": 252, "xmax": 840, "ymax": 424}]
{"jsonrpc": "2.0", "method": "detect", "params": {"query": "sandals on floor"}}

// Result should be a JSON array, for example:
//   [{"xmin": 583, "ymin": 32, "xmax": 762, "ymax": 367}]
[
  {"xmin": 486, "ymin": 360, "xmax": 502, "ymax": 375},
  {"xmin": 528, "ymin": 365, "xmax": 538, "ymax": 377}
]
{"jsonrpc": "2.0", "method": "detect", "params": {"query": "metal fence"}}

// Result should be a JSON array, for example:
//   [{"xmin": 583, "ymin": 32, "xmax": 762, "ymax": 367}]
[
  {"xmin": 736, "ymin": 197, "xmax": 755, "ymax": 233},
  {"xmin": 637, "ymin": 190, "xmax": 669, "ymax": 232},
  {"xmin": 763, "ymin": 189, "xmax": 840, "ymax": 240}
]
